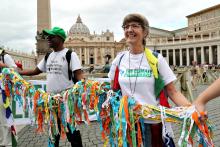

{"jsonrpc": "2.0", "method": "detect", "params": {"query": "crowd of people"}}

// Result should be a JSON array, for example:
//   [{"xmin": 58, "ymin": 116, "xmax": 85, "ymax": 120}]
[
  {"xmin": 0, "ymin": 13, "xmax": 220, "ymax": 147},
  {"xmin": 190, "ymin": 61, "xmax": 219, "ymax": 90}
]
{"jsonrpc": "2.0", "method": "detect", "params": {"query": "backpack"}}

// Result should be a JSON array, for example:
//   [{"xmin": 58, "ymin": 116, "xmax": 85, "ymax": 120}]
[
  {"xmin": 113, "ymin": 48, "xmax": 170, "ymax": 107},
  {"xmin": 44, "ymin": 49, "xmax": 78, "ymax": 83},
  {"xmin": 0, "ymin": 49, "xmax": 6, "ymax": 63}
]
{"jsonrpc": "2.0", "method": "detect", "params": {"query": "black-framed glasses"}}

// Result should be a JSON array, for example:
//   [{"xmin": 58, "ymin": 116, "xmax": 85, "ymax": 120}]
[{"xmin": 122, "ymin": 23, "xmax": 142, "ymax": 30}]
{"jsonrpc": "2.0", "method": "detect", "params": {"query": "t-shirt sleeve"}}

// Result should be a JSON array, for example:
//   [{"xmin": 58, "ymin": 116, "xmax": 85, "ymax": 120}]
[
  {"xmin": 4, "ymin": 54, "xmax": 17, "ymax": 68},
  {"xmin": 70, "ymin": 52, "xmax": 82, "ymax": 71},
  {"xmin": 37, "ymin": 58, "xmax": 46, "ymax": 72},
  {"xmin": 157, "ymin": 54, "xmax": 176, "ymax": 85}
]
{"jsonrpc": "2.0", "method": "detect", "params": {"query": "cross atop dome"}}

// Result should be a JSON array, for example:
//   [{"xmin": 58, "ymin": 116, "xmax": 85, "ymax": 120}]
[{"xmin": 76, "ymin": 15, "xmax": 82, "ymax": 23}]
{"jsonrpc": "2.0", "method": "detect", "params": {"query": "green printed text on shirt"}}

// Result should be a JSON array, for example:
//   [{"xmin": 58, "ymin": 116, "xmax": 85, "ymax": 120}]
[{"xmin": 125, "ymin": 69, "xmax": 152, "ymax": 77}]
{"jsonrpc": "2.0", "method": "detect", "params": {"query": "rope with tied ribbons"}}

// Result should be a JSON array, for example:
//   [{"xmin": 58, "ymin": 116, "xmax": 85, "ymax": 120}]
[{"xmin": 0, "ymin": 68, "xmax": 214, "ymax": 147}]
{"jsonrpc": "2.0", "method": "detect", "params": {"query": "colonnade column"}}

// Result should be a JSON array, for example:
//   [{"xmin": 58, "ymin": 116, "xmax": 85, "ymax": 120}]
[
  {"xmin": 84, "ymin": 48, "xmax": 87, "ymax": 65},
  {"xmin": 193, "ymin": 47, "xmax": 197, "ymax": 62},
  {"xmin": 101, "ymin": 48, "xmax": 105, "ymax": 65},
  {"xmin": 180, "ymin": 49, "xmax": 183, "ymax": 66},
  {"xmin": 217, "ymin": 45, "xmax": 220, "ymax": 65},
  {"xmin": 166, "ymin": 49, "xmax": 169, "ymax": 64},
  {"xmin": 208, "ymin": 46, "xmax": 213, "ymax": 64},
  {"xmin": 201, "ymin": 46, "xmax": 205, "ymax": 64},
  {"xmin": 79, "ymin": 48, "xmax": 82, "ymax": 64},
  {"xmin": 186, "ymin": 48, "xmax": 190, "ymax": 66},
  {"xmin": 173, "ymin": 49, "xmax": 176, "ymax": 66},
  {"xmin": 94, "ymin": 48, "xmax": 97, "ymax": 64}
]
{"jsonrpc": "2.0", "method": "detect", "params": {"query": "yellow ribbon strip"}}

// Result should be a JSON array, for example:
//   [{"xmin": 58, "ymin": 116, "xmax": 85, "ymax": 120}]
[{"xmin": 145, "ymin": 48, "xmax": 158, "ymax": 79}]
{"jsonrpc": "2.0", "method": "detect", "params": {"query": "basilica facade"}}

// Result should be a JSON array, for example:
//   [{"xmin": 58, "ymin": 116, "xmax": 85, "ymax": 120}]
[{"xmin": 64, "ymin": 16, "xmax": 125, "ymax": 67}]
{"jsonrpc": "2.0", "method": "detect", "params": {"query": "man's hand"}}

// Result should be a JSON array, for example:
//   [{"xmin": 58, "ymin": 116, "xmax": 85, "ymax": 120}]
[
  {"xmin": 74, "ymin": 69, "xmax": 84, "ymax": 81},
  {"xmin": 193, "ymin": 100, "xmax": 206, "ymax": 113}
]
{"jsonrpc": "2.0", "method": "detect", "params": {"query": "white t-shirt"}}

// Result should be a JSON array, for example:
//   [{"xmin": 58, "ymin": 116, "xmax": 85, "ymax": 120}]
[
  {"xmin": 108, "ymin": 50, "xmax": 176, "ymax": 106},
  {"xmin": 0, "ymin": 54, "xmax": 17, "ymax": 89},
  {"xmin": 37, "ymin": 48, "xmax": 81, "ymax": 93},
  {"xmin": 0, "ymin": 54, "xmax": 17, "ymax": 68}
]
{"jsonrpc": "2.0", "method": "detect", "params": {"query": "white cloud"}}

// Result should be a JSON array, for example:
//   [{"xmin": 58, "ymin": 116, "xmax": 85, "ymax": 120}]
[{"xmin": 0, "ymin": 0, "xmax": 219, "ymax": 53}]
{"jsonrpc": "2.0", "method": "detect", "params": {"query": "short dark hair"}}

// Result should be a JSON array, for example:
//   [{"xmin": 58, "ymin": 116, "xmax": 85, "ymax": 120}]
[{"xmin": 122, "ymin": 13, "xmax": 149, "ymax": 45}]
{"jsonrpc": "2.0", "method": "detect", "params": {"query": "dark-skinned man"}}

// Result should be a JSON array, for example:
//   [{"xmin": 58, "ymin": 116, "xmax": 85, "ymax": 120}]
[{"xmin": 19, "ymin": 27, "xmax": 83, "ymax": 147}]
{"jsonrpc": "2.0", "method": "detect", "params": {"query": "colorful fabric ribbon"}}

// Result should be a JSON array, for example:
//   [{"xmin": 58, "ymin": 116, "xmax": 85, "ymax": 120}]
[{"xmin": 0, "ymin": 68, "xmax": 214, "ymax": 147}]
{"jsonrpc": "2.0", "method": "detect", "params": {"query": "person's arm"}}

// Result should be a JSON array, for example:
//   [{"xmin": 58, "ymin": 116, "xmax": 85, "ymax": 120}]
[
  {"xmin": 194, "ymin": 78, "xmax": 220, "ymax": 112},
  {"xmin": 157, "ymin": 54, "xmax": 191, "ymax": 106},
  {"xmin": 70, "ymin": 52, "xmax": 84, "ymax": 83},
  {"xmin": 1, "ymin": 54, "xmax": 18, "ymax": 70},
  {"xmin": 0, "ymin": 61, "xmax": 9, "ymax": 68},
  {"xmin": 73, "ymin": 69, "xmax": 84, "ymax": 81},
  {"xmin": 19, "ymin": 67, "xmax": 42, "ymax": 76},
  {"xmin": 0, "ymin": 61, "xmax": 20, "ymax": 71},
  {"xmin": 19, "ymin": 57, "xmax": 45, "ymax": 76},
  {"xmin": 165, "ymin": 82, "xmax": 191, "ymax": 106}
]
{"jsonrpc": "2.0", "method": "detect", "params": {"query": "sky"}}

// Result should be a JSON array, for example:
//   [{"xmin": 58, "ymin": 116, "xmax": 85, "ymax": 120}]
[{"xmin": 0, "ymin": 0, "xmax": 219, "ymax": 53}]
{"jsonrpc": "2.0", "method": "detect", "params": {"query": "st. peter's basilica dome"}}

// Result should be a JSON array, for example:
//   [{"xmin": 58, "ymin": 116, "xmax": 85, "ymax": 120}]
[{"xmin": 69, "ymin": 15, "xmax": 90, "ymax": 36}]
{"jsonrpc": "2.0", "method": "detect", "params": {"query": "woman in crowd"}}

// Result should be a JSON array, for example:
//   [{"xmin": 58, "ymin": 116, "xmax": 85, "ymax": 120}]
[{"xmin": 108, "ymin": 13, "xmax": 191, "ymax": 147}]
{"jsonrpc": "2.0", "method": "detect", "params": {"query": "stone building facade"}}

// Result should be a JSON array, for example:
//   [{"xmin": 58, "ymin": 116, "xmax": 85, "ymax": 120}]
[
  {"xmin": 32, "ymin": 3, "xmax": 219, "ymax": 69},
  {"xmin": 64, "ymin": 16, "xmax": 126, "ymax": 67},
  {"xmin": 146, "ymin": 4, "xmax": 220, "ymax": 66},
  {"xmin": 63, "ymin": 4, "xmax": 220, "ymax": 68},
  {"xmin": 2, "ymin": 49, "xmax": 36, "ymax": 69}
]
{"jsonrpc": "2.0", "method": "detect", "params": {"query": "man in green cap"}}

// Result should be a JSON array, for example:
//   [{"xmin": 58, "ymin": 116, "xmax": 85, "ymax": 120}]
[{"xmin": 19, "ymin": 26, "xmax": 83, "ymax": 147}]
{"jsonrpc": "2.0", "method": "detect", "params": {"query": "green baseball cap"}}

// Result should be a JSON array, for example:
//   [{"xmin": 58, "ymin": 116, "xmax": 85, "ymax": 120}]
[{"xmin": 43, "ymin": 27, "xmax": 67, "ymax": 40}]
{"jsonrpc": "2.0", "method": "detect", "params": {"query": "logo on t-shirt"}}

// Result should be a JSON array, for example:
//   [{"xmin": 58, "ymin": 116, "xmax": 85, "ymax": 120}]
[
  {"xmin": 47, "ymin": 60, "xmax": 63, "ymax": 75},
  {"xmin": 125, "ymin": 69, "xmax": 152, "ymax": 77}
]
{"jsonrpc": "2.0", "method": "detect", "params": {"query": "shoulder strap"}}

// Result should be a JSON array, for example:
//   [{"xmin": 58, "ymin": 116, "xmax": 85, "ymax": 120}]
[
  {"xmin": 0, "ymin": 53, "xmax": 4, "ymax": 73},
  {"xmin": 44, "ymin": 50, "xmax": 73, "ymax": 81},
  {"xmin": 1, "ymin": 54, "xmax": 4, "ymax": 63},
  {"xmin": 113, "ymin": 53, "xmax": 125, "ymax": 91},
  {"xmin": 0, "ymin": 50, "xmax": 6, "ymax": 63},
  {"xmin": 118, "ymin": 53, "xmax": 125, "ymax": 67},
  {"xmin": 65, "ymin": 49, "xmax": 72, "ymax": 81},
  {"xmin": 44, "ymin": 52, "xmax": 51, "ymax": 63}
]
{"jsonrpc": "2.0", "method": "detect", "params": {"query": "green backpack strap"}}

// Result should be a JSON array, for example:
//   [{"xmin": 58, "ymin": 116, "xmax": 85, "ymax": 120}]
[{"xmin": 144, "ymin": 48, "xmax": 165, "ymax": 98}]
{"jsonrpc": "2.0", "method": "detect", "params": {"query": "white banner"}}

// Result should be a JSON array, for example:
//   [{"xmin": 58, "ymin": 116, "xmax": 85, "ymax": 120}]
[
  {"xmin": 12, "ymin": 79, "xmax": 111, "ymax": 124},
  {"xmin": 13, "ymin": 80, "xmax": 47, "ymax": 125}
]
